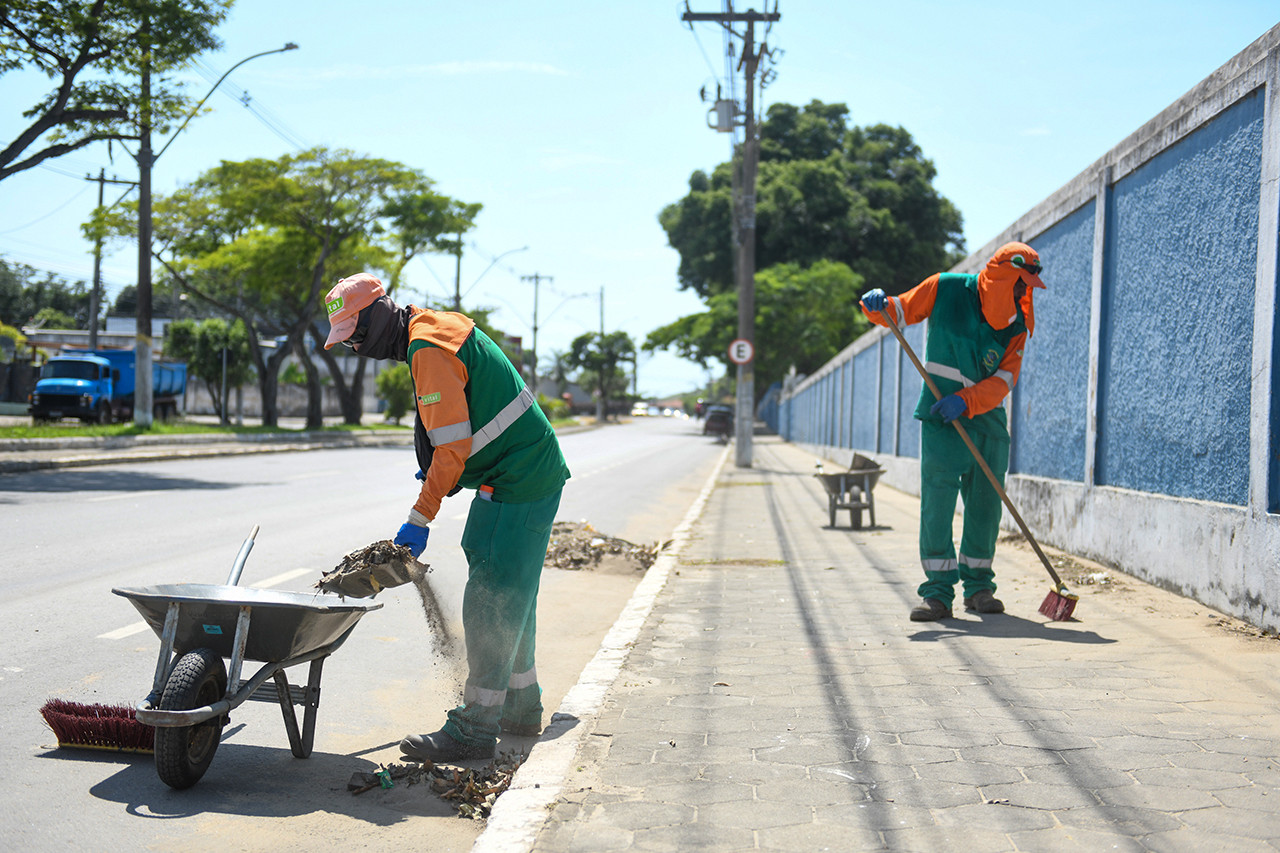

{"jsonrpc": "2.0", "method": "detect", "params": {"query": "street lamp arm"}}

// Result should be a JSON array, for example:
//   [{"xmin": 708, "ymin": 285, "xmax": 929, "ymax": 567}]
[
  {"xmin": 154, "ymin": 42, "xmax": 299, "ymax": 163},
  {"xmin": 462, "ymin": 245, "xmax": 528, "ymax": 300}
]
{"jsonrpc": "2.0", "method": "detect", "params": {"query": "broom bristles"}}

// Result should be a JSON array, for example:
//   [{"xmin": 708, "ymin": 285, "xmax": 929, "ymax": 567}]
[
  {"xmin": 40, "ymin": 699, "xmax": 155, "ymax": 753},
  {"xmin": 1039, "ymin": 588, "xmax": 1079, "ymax": 622}
]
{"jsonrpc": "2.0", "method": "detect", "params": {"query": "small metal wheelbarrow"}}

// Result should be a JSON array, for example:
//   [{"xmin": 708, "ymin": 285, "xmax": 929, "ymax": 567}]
[
  {"xmin": 814, "ymin": 453, "xmax": 885, "ymax": 529},
  {"xmin": 112, "ymin": 526, "xmax": 382, "ymax": 789}
]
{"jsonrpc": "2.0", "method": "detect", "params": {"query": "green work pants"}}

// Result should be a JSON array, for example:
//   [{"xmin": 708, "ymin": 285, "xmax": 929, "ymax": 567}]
[
  {"xmin": 444, "ymin": 487, "xmax": 561, "ymax": 748},
  {"xmin": 917, "ymin": 419, "xmax": 1008, "ymax": 605}
]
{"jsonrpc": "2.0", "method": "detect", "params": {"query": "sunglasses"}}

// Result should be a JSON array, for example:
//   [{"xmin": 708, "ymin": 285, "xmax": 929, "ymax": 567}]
[
  {"xmin": 341, "ymin": 304, "xmax": 375, "ymax": 348},
  {"xmin": 1004, "ymin": 254, "xmax": 1043, "ymax": 276}
]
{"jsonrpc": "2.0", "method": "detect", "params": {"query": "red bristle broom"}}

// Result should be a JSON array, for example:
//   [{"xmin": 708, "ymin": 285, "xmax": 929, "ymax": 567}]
[
  {"xmin": 883, "ymin": 312, "xmax": 1079, "ymax": 621},
  {"xmin": 40, "ymin": 699, "xmax": 155, "ymax": 754}
]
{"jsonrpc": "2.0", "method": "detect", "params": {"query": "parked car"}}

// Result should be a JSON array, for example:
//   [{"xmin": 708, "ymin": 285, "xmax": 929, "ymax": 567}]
[{"xmin": 630, "ymin": 402, "xmax": 649, "ymax": 417}]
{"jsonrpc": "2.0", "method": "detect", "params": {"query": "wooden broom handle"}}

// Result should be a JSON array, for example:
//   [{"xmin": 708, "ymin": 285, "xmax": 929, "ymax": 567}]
[{"xmin": 881, "ymin": 310, "xmax": 1066, "ymax": 590}]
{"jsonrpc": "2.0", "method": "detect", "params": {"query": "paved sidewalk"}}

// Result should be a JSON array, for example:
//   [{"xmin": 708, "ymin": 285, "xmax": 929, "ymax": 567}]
[{"xmin": 514, "ymin": 435, "xmax": 1280, "ymax": 852}]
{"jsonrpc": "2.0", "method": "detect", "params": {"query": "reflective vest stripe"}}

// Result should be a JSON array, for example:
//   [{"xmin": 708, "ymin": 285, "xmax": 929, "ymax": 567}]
[
  {"xmin": 925, "ymin": 361, "xmax": 975, "ymax": 388},
  {"xmin": 469, "ymin": 386, "xmax": 535, "ymax": 458}
]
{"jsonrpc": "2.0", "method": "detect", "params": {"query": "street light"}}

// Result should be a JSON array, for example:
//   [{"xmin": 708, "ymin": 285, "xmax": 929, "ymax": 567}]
[
  {"xmin": 458, "ymin": 245, "xmax": 527, "ymax": 307},
  {"xmin": 133, "ymin": 41, "xmax": 298, "ymax": 428}
]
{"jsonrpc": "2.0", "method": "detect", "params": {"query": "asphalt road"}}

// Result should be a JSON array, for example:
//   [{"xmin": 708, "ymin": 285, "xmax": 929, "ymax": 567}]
[{"xmin": 0, "ymin": 415, "xmax": 724, "ymax": 852}]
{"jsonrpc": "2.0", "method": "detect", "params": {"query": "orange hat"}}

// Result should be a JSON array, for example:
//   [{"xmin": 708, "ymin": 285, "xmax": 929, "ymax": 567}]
[
  {"xmin": 976, "ymin": 242, "xmax": 1046, "ymax": 334},
  {"xmin": 323, "ymin": 273, "xmax": 386, "ymax": 350}
]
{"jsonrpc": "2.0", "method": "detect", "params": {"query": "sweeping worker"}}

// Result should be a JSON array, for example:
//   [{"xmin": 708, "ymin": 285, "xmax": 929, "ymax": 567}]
[
  {"xmin": 859, "ymin": 242, "xmax": 1045, "ymax": 622},
  {"xmin": 323, "ymin": 272, "xmax": 570, "ymax": 761}
]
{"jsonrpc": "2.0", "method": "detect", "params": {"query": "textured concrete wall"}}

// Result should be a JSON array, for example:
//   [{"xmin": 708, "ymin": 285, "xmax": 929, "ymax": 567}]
[
  {"xmin": 1010, "ymin": 200, "xmax": 1095, "ymax": 483},
  {"xmin": 1097, "ymin": 90, "xmax": 1263, "ymax": 505},
  {"xmin": 776, "ymin": 24, "xmax": 1280, "ymax": 631}
]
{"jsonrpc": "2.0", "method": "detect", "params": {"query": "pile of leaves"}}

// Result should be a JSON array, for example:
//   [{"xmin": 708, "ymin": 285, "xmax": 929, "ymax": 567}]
[
  {"xmin": 348, "ymin": 749, "xmax": 528, "ymax": 819},
  {"xmin": 545, "ymin": 521, "xmax": 668, "ymax": 573}
]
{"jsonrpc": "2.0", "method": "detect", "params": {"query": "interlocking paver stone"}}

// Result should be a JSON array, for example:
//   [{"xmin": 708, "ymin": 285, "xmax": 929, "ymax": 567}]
[{"xmin": 517, "ymin": 436, "xmax": 1280, "ymax": 852}]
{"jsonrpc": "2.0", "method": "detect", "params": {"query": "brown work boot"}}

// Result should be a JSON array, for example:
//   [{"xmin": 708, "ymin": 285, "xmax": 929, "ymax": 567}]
[
  {"xmin": 963, "ymin": 590, "xmax": 1005, "ymax": 613},
  {"xmin": 909, "ymin": 598, "xmax": 952, "ymax": 621}
]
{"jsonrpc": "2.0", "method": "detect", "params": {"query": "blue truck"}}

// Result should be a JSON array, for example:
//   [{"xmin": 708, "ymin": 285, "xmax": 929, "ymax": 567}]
[{"xmin": 28, "ymin": 349, "xmax": 188, "ymax": 424}]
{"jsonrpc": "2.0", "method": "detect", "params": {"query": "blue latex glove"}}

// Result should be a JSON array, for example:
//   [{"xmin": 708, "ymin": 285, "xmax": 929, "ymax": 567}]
[
  {"xmin": 861, "ymin": 288, "xmax": 887, "ymax": 312},
  {"xmin": 394, "ymin": 522, "xmax": 429, "ymax": 558},
  {"xmin": 415, "ymin": 469, "xmax": 425, "ymax": 482},
  {"xmin": 930, "ymin": 394, "xmax": 967, "ymax": 423}
]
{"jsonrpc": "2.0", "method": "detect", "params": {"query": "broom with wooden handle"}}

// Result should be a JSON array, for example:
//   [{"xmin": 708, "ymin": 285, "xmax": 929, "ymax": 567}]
[{"xmin": 880, "ymin": 309, "xmax": 1078, "ymax": 621}]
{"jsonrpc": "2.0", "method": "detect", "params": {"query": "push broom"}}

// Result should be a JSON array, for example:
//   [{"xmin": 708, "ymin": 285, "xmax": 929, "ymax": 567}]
[{"xmin": 881, "ymin": 311, "xmax": 1078, "ymax": 621}]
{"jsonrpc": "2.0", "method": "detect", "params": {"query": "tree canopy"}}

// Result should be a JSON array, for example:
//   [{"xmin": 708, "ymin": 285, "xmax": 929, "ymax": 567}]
[
  {"xmin": 650, "ymin": 100, "xmax": 965, "ymax": 397},
  {"xmin": 0, "ymin": 0, "xmax": 232, "ymax": 181}
]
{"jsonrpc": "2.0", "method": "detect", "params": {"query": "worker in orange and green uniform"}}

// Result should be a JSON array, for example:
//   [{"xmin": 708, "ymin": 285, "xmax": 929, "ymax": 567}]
[
  {"xmin": 860, "ymin": 242, "xmax": 1046, "ymax": 622},
  {"xmin": 323, "ymin": 272, "xmax": 570, "ymax": 761}
]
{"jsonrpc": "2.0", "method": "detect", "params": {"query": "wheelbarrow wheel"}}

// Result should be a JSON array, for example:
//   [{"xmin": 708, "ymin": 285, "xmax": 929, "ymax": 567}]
[{"xmin": 155, "ymin": 648, "xmax": 227, "ymax": 789}]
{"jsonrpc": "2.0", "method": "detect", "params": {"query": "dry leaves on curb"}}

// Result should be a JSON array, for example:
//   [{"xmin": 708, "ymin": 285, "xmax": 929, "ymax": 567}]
[
  {"xmin": 348, "ymin": 749, "xmax": 528, "ymax": 819},
  {"xmin": 545, "ymin": 521, "xmax": 669, "ymax": 573}
]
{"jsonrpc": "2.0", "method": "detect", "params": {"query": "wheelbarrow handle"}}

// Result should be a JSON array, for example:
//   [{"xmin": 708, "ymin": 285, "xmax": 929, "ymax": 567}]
[
  {"xmin": 880, "ymin": 312, "xmax": 1066, "ymax": 590},
  {"xmin": 225, "ymin": 524, "xmax": 261, "ymax": 587}
]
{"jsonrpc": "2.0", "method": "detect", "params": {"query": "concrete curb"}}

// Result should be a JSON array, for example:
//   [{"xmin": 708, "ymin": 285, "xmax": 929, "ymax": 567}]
[{"xmin": 471, "ymin": 444, "xmax": 733, "ymax": 852}]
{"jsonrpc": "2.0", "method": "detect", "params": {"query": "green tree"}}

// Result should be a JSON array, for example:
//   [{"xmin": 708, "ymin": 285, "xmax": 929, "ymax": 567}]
[
  {"xmin": 653, "ymin": 100, "xmax": 964, "ymax": 399},
  {"xmin": 646, "ymin": 260, "xmax": 870, "ymax": 394},
  {"xmin": 374, "ymin": 362, "xmax": 413, "ymax": 424},
  {"xmin": 164, "ymin": 316, "xmax": 251, "ymax": 423},
  {"xmin": 566, "ymin": 330, "xmax": 635, "ymax": 423},
  {"xmin": 0, "ymin": 0, "xmax": 231, "ymax": 181},
  {"xmin": 0, "ymin": 258, "xmax": 90, "ymax": 327}
]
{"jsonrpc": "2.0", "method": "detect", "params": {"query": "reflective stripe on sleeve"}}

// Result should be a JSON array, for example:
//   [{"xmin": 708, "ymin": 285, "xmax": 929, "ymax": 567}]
[
  {"xmin": 995, "ymin": 368, "xmax": 1015, "ymax": 389},
  {"xmin": 924, "ymin": 362, "xmax": 975, "ymax": 388},
  {"xmin": 427, "ymin": 420, "xmax": 473, "ymax": 446},
  {"xmin": 469, "ymin": 386, "xmax": 535, "ymax": 457},
  {"xmin": 889, "ymin": 296, "xmax": 906, "ymax": 326}
]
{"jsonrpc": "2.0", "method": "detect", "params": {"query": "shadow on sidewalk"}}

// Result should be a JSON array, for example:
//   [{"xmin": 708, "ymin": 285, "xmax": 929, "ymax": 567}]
[{"xmin": 907, "ymin": 613, "xmax": 1116, "ymax": 645}]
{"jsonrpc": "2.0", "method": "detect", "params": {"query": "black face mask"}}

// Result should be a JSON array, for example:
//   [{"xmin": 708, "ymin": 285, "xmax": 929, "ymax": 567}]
[{"xmin": 353, "ymin": 296, "xmax": 412, "ymax": 362}]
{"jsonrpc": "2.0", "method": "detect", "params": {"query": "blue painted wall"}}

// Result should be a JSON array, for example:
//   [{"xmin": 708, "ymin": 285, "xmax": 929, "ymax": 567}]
[
  {"xmin": 1096, "ymin": 90, "xmax": 1263, "ymax": 506},
  {"xmin": 852, "ymin": 345, "xmax": 878, "ymax": 451},
  {"xmin": 1010, "ymin": 201, "xmax": 1095, "ymax": 482}
]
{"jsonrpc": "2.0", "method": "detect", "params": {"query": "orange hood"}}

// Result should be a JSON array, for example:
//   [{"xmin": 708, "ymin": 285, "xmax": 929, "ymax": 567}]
[{"xmin": 976, "ymin": 242, "xmax": 1046, "ymax": 334}]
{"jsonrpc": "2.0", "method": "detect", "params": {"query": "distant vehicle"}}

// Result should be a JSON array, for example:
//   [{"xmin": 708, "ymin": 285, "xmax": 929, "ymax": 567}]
[
  {"xmin": 630, "ymin": 402, "xmax": 649, "ymax": 417},
  {"xmin": 29, "ymin": 349, "xmax": 187, "ymax": 424},
  {"xmin": 703, "ymin": 404, "xmax": 733, "ymax": 441}
]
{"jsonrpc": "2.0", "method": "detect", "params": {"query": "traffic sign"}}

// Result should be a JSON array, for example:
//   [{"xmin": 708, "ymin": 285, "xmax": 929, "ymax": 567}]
[{"xmin": 728, "ymin": 338, "xmax": 754, "ymax": 365}]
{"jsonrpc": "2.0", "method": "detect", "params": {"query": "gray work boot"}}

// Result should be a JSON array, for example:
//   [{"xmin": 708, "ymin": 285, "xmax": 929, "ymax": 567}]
[
  {"xmin": 909, "ymin": 598, "xmax": 952, "ymax": 621},
  {"xmin": 963, "ymin": 590, "xmax": 1005, "ymax": 613},
  {"xmin": 400, "ymin": 729, "xmax": 494, "ymax": 763}
]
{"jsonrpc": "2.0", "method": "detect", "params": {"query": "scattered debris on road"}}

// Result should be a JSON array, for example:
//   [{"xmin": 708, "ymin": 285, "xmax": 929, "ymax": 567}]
[
  {"xmin": 348, "ymin": 749, "xmax": 528, "ymax": 818},
  {"xmin": 545, "ymin": 521, "xmax": 668, "ymax": 573}
]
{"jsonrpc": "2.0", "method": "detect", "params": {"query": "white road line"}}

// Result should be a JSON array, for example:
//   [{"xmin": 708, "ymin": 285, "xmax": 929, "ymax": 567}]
[
  {"xmin": 98, "ymin": 567, "xmax": 313, "ymax": 640},
  {"xmin": 88, "ymin": 490, "xmax": 165, "ymax": 503}
]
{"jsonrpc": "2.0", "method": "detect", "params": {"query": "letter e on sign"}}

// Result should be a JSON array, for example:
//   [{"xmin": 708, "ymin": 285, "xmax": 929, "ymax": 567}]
[{"xmin": 728, "ymin": 338, "xmax": 754, "ymax": 365}]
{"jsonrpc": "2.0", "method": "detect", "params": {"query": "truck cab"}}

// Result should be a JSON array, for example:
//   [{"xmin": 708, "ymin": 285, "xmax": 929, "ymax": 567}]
[{"xmin": 29, "ymin": 352, "xmax": 117, "ymax": 424}]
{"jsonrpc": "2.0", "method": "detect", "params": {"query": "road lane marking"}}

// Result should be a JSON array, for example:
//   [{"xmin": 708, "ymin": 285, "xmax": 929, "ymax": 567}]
[
  {"xmin": 88, "ymin": 490, "xmax": 166, "ymax": 503},
  {"xmin": 99, "ymin": 567, "xmax": 312, "ymax": 640}
]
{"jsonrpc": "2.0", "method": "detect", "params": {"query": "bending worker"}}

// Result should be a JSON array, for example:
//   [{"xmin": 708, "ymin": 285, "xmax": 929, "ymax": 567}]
[
  {"xmin": 323, "ymin": 272, "xmax": 570, "ymax": 761},
  {"xmin": 859, "ymin": 242, "xmax": 1045, "ymax": 622}
]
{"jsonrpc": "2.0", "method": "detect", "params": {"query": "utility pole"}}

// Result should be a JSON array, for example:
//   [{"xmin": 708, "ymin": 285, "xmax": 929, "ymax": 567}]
[
  {"xmin": 520, "ymin": 273, "xmax": 553, "ymax": 394},
  {"xmin": 85, "ymin": 169, "xmax": 139, "ymax": 350},
  {"xmin": 682, "ymin": 5, "xmax": 780, "ymax": 468},
  {"xmin": 135, "ymin": 16, "xmax": 154, "ymax": 428}
]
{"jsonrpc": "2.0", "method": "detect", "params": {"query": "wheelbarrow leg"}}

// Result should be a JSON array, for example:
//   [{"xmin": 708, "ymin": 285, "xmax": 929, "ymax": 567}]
[{"xmin": 273, "ymin": 657, "xmax": 325, "ymax": 758}]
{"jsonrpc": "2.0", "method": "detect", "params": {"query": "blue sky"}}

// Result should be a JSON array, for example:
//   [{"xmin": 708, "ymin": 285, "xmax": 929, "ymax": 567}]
[{"xmin": 1, "ymin": 2, "xmax": 1276, "ymax": 396}]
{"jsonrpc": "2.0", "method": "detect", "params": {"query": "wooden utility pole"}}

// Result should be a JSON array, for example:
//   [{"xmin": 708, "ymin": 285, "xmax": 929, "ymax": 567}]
[{"xmin": 681, "ymin": 5, "xmax": 779, "ymax": 468}]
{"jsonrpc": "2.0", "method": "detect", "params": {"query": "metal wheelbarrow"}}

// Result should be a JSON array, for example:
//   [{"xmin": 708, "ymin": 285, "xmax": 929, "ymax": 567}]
[
  {"xmin": 112, "ymin": 526, "xmax": 382, "ymax": 789},
  {"xmin": 814, "ymin": 453, "xmax": 885, "ymax": 529}
]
